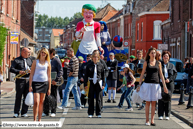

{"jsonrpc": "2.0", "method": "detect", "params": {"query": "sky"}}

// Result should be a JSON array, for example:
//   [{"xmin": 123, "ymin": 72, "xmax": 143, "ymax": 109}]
[{"xmin": 35, "ymin": 0, "xmax": 126, "ymax": 18}]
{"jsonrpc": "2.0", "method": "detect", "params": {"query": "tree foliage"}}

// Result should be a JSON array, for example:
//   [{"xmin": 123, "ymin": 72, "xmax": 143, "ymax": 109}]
[
  {"xmin": 0, "ymin": 23, "xmax": 8, "ymax": 65},
  {"xmin": 35, "ymin": 12, "xmax": 83, "ymax": 28}
]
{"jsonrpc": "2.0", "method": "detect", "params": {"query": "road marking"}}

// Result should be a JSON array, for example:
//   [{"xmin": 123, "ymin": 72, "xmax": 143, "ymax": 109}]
[
  {"xmin": 62, "ymin": 108, "xmax": 69, "ymax": 115},
  {"xmin": 170, "ymin": 114, "xmax": 192, "ymax": 129}
]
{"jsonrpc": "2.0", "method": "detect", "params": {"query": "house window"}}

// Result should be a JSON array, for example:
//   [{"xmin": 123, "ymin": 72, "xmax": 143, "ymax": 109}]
[
  {"xmin": 179, "ymin": 0, "xmax": 181, "ymax": 21},
  {"xmin": 137, "ymin": 23, "xmax": 139, "ymax": 41},
  {"xmin": 141, "ymin": 22, "xmax": 143, "ymax": 41},
  {"xmin": 190, "ymin": 0, "xmax": 192, "ymax": 20},
  {"xmin": 39, "ymin": 29, "xmax": 42, "ymax": 32},
  {"xmin": 153, "ymin": 20, "xmax": 162, "ymax": 40},
  {"xmin": 129, "ymin": 23, "xmax": 130, "ymax": 37}
]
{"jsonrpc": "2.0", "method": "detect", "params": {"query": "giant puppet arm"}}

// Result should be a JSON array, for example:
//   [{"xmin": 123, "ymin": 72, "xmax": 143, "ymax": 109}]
[{"xmin": 75, "ymin": 22, "xmax": 84, "ymax": 39}]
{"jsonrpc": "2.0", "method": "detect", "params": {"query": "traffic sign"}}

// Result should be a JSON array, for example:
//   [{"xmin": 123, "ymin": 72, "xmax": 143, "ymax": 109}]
[
  {"xmin": 158, "ymin": 44, "xmax": 168, "ymax": 50},
  {"xmin": 123, "ymin": 42, "xmax": 129, "ymax": 47}
]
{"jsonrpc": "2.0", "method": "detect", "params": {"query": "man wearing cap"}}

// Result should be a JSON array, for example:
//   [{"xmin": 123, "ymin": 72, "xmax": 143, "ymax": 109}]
[
  {"xmin": 75, "ymin": 4, "xmax": 104, "ymax": 61},
  {"xmin": 106, "ymin": 52, "xmax": 118, "ymax": 103}
]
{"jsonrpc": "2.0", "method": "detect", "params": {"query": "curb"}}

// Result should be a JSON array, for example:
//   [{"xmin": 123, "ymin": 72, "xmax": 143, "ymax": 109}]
[{"xmin": 171, "ymin": 109, "xmax": 193, "ymax": 128}]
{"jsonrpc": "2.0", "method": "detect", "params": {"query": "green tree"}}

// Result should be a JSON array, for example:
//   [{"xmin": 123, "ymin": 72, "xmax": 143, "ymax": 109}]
[{"xmin": 0, "ymin": 23, "xmax": 8, "ymax": 65}]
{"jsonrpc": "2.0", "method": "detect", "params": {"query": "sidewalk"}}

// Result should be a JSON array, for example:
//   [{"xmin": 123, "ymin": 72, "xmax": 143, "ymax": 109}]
[
  {"xmin": 0, "ymin": 81, "xmax": 15, "ymax": 97},
  {"xmin": 171, "ymin": 93, "xmax": 193, "ymax": 127},
  {"xmin": 0, "ymin": 81, "xmax": 193, "ymax": 127}
]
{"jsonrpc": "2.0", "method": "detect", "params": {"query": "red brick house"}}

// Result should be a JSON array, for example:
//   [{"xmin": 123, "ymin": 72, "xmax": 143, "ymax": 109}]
[
  {"xmin": 162, "ymin": 0, "xmax": 193, "ymax": 60},
  {"xmin": 0, "ymin": 0, "xmax": 21, "ymax": 81},
  {"xmin": 135, "ymin": 0, "xmax": 170, "ymax": 56}
]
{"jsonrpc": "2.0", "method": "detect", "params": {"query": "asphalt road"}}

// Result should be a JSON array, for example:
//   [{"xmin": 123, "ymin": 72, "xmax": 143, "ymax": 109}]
[{"xmin": 0, "ymin": 93, "xmax": 191, "ymax": 129}]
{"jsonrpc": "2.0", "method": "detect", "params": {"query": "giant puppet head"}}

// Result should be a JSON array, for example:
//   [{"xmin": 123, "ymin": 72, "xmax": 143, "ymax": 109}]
[
  {"xmin": 81, "ymin": 4, "xmax": 97, "ymax": 23},
  {"xmin": 113, "ymin": 35, "xmax": 123, "ymax": 48}
]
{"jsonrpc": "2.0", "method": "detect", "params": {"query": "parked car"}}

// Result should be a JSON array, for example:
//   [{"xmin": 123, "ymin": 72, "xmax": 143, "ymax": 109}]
[
  {"xmin": 169, "ymin": 58, "xmax": 188, "ymax": 91},
  {"xmin": 56, "ymin": 49, "xmax": 66, "ymax": 59}
]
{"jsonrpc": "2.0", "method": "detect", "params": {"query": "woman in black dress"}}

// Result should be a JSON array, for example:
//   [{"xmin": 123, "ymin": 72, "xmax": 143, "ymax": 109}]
[
  {"xmin": 84, "ymin": 51, "xmax": 105, "ymax": 118},
  {"xmin": 137, "ymin": 47, "xmax": 168, "ymax": 126},
  {"xmin": 158, "ymin": 51, "xmax": 177, "ymax": 120}
]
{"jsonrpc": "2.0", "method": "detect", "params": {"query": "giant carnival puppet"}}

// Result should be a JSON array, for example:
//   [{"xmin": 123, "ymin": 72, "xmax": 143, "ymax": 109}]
[
  {"xmin": 109, "ymin": 35, "xmax": 127, "ymax": 67},
  {"xmin": 99, "ymin": 21, "xmax": 111, "ymax": 60},
  {"xmin": 75, "ymin": 4, "xmax": 104, "ymax": 61}
]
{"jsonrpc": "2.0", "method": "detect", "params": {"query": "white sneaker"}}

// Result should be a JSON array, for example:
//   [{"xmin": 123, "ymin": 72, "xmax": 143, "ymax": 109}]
[
  {"xmin": 72, "ymin": 107, "xmax": 82, "ymax": 110},
  {"xmin": 165, "ymin": 117, "xmax": 170, "ymax": 120},
  {"xmin": 88, "ymin": 115, "xmax": 93, "ymax": 118},
  {"xmin": 159, "ymin": 116, "xmax": 163, "ymax": 120},
  {"xmin": 50, "ymin": 113, "xmax": 56, "ymax": 117},
  {"xmin": 57, "ymin": 106, "xmax": 64, "ymax": 110},
  {"xmin": 125, "ymin": 108, "xmax": 133, "ymax": 111},
  {"xmin": 145, "ymin": 122, "xmax": 150, "ymax": 126},
  {"xmin": 97, "ymin": 115, "xmax": 102, "ymax": 118},
  {"xmin": 21, "ymin": 114, "xmax": 28, "ymax": 117},
  {"xmin": 13, "ymin": 114, "xmax": 18, "ymax": 118}
]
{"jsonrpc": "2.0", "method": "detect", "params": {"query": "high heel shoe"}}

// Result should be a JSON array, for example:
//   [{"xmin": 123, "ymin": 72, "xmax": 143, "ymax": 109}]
[{"xmin": 151, "ymin": 123, "xmax": 156, "ymax": 126}]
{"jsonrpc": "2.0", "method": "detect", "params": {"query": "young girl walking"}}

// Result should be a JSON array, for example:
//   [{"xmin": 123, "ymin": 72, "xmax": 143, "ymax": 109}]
[{"xmin": 117, "ymin": 64, "xmax": 136, "ymax": 111}]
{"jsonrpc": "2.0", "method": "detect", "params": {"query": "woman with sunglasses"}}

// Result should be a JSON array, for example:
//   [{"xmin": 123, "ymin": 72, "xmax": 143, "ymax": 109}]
[{"xmin": 29, "ymin": 48, "xmax": 51, "ymax": 121}]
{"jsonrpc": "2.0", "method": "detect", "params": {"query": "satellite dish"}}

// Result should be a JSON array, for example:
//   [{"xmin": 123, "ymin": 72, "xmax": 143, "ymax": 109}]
[{"xmin": 21, "ymin": 38, "xmax": 29, "ymax": 47}]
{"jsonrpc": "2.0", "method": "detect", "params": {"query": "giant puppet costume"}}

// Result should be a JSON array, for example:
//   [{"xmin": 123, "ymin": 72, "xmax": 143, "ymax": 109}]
[
  {"xmin": 75, "ymin": 4, "xmax": 104, "ymax": 61},
  {"xmin": 99, "ymin": 21, "xmax": 111, "ymax": 60},
  {"xmin": 109, "ymin": 35, "xmax": 127, "ymax": 67}
]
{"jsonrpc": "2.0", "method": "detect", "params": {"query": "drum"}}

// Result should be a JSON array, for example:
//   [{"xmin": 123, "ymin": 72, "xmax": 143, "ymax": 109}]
[
  {"xmin": 137, "ymin": 63, "xmax": 143, "ymax": 74},
  {"xmin": 128, "ymin": 63, "xmax": 135, "ymax": 71}
]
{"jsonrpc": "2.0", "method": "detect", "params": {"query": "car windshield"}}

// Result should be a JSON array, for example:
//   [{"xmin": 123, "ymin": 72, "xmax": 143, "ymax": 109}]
[
  {"xmin": 169, "ymin": 61, "xmax": 184, "ymax": 73},
  {"xmin": 57, "ymin": 50, "xmax": 66, "ymax": 54}
]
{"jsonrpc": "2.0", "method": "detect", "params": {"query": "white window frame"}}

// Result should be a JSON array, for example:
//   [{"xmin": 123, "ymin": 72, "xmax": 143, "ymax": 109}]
[
  {"xmin": 141, "ymin": 22, "xmax": 143, "ymax": 41},
  {"xmin": 137, "ymin": 23, "xmax": 139, "ymax": 41},
  {"xmin": 129, "ymin": 23, "xmax": 130, "ymax": 37},
  {"xmin": 153, "ymin": 20, "xmax": 162, "ymax": 40}
]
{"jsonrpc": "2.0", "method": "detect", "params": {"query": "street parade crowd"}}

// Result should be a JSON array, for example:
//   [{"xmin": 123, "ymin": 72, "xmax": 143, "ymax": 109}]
[{"xmin": 9, "ymin": 4, "xmax": 193, "ymax": 126}]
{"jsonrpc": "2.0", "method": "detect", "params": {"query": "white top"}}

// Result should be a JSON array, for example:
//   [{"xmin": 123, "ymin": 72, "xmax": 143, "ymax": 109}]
[{"xmin": 33, "ymin": 60, "xmax": 48, "ymax": 82}]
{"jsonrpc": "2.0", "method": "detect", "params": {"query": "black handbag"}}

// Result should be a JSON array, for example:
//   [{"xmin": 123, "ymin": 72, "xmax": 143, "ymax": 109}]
[{"xmin": 161, "ymin": 89, "xmax": 171, "ymax": 102}]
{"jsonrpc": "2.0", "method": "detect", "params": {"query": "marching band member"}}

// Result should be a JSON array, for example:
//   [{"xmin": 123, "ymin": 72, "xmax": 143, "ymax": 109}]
[
  {"xmin": 106, "ymin": 52, "xmax": 118, "ymax": 103},
  {"xmin": 42, "ymin": 48, "xmax": 63, "ymax": 117},
  {"xmin": 117, "ymin": 64, "xmax": 136, "ymax": 111},
  {"xmin": 10, "ymin": 47, "xmax": 32, "ymax": 118},
  {"xmin": 29, "ymin": 48, "xmax": 51, "ymax": 121},
  {"xmin": 137, "ymin": 47, "xmax": 168, "ymax": 126},
  {"xmin": 132, "ymin": 50, "xmax": 145, "ymax": 110},
  {"xmin": 84, "ymin": 50, "xmax": 105, "ymax": 118}
]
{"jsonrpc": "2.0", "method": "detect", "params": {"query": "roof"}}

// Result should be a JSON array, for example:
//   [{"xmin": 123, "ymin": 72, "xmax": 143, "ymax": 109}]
[
  {"xmin": 20, "ymin": 29, "xmax": 36, "ymax": 44},
  {"xmin": 52, "ymin": 29, "xmax": 64, "ymax": 36},
  {"xmin": 95, "ymin": 3, "xmax": 117, "ymax": 19},
  {"xmin": 108, "ymin": 9, "xmax": 123, "ymax": 21},
  {"xmin": 101, "ymin": 10, "xmax": 118, "ymax": 22},
  {"xmin": 149, "ymin": 0, "xmax": 170, "ymax": 12}
]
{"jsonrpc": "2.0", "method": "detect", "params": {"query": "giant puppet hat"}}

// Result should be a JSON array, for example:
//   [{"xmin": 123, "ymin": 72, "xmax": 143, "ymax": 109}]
[
  {"xmin": 82, "ymin": 4, "xmax": 97, "ymax": 13},
  {"xmin": 113, "ymin": 35, "xmax": 123, "ymax": 47}
]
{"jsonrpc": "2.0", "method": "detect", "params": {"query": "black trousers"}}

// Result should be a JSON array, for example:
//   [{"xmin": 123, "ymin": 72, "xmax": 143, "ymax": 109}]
[
  {"xmin": 158, "ymin": 83, "xmax": 174, "ymax": 117},
  {"xmin": 14, "ymin": 79, "xmax": 29, "ymax": 115},
  {"xmin": 100, "ymin": 91, "xmax": 103, "ymax": 109},
  {"xmin": 81, "ymin": 94, "xmax": 87, "ymax": 106},
  {"xmin": 44, "ymin": 85, "xmax": 58, "ymax": 114},
  {"xmin": 88, "ymin": 81, "xmax": 102, "ymax": 116}
]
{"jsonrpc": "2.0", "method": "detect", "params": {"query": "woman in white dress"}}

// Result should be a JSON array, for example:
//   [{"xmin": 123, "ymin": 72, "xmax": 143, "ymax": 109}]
[{"xmin": 137, "ymin": 47, "xmax": 168, "ymax": 126}]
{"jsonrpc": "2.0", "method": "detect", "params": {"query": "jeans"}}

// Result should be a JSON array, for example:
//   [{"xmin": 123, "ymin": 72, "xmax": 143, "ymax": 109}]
[
  {"xmin": 118, "ymin": 86, "xmax": 133, "ymax": 108},
  {"xmin": 186, "ymin": 77, "xmax": 193, "ymax": 93},
  {"xmin": 61, "ymin": 77, "xmax": 81, "ymax": 107}
]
